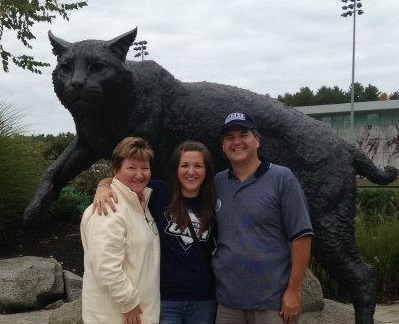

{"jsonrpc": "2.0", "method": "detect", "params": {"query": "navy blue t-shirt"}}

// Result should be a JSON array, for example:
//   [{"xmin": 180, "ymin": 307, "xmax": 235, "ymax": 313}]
[{"xmin": 148, "ymin": 180, "xmax": 216, "ymax": 301}]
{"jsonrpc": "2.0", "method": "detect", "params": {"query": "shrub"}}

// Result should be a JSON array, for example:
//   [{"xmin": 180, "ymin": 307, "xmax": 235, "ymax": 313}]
[
  {"xmin": 311, "ymin": 188, "xmax": 399, "ymax": 303},
  {"xmin": 45, "ymin": 159, "xmax": 112, "ymax": 223},
  {"xmin": 46, "ymin": 185, "xmax": 91, "ymax": 224},
  {"xmin": 0, "ymin": 103, "xmax": 47, "ymax": 241},
  {"xmin": 356, "ymin": 189, "xmax": 399, "ymax": 227},
  {"xmin": 72, "ymin": 159, "xmax": 112, "ymax": 196},
  {"xmin": 356, "ymin": 218, "xmax": 399, "ymax": 300}
]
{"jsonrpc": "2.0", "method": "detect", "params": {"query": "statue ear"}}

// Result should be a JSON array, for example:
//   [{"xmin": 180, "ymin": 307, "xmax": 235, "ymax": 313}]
[
  {"xmin": 107, "ymin": 28, "xmax": 138, "ymax": 61},
  {"xmin": 48, "ymin": 31, "xmax": 71, "ymax": 57}
]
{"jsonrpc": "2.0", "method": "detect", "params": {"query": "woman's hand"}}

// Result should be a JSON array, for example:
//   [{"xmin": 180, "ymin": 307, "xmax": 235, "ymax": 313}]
[
  {"xmin": 123, "ymin": 304, "xmax": 143, "ymax": 324},
  {"xmin": 92, "ymin": 178, "xmax": 118, "ymax": 215}
]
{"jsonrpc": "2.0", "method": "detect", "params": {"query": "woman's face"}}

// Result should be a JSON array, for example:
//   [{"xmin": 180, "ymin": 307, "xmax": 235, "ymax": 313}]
[
  {"xmin": 178, "ymin": 150, "xmax": 206, "ymax": 198},
  {"xmin": 114, "ymin": 156, "xmax": 151, "ymax": 195}
]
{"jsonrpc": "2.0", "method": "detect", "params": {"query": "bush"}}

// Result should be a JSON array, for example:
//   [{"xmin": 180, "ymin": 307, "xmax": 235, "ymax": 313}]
[
  {"xmin": 46, "ymin": 185, "xmax": 91, "ymax": 224},
  {"xmin": 0, "ymin": 103, "xmax": 47, "ymax": 241},
  {"xmin": 356, "ymin": 218, "xmax": 399, "ymax": 300},
  {"xmin": 311, "ymin": 188, "xmax": 399, "ymax": 303},
  {"xmin": 45, "ymin": 159, "xmax": 112, "ymax": 223},
  {"xmin": 356, "ymin": 189, "xmax": 399, "ymax": 227},
  {"xmin": 72, "ymin": 159, "xmax": 112, "ymax": 196}
]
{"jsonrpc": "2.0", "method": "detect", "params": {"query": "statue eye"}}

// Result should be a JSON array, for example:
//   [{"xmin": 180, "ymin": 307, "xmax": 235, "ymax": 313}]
[
  {"xmin": 89, "ymin": 62, "xmax": 105, "ymax": 73},
  {"xmin": 59, "ymin": 63, "xmax": 72, "ymax": 74}
]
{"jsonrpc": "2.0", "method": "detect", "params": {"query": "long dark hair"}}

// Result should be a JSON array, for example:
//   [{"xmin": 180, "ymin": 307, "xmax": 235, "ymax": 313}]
[{"xmin": 166, "ymin": 141, "xmax": 216, "ymax": 233}]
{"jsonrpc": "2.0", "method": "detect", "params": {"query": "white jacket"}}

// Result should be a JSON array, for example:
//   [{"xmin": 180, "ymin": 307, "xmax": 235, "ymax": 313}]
[{"xmin": 80, "ymin": 178, "xmax": 160, "ymax": 324}]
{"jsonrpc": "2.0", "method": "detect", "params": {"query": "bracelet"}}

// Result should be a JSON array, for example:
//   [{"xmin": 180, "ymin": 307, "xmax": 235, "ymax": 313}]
[{"xmin": 97, "ymin": 183, "xmax": 110, "ymax": 188}]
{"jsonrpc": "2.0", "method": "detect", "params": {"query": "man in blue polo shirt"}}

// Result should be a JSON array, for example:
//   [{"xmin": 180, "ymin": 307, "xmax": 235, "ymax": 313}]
[{"xmin": 213, "ymin": 111, "xmax": 313, "ymax": 324}]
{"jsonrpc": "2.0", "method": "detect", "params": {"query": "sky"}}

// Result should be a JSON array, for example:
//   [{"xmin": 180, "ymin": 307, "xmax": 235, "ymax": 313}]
[{"xmin": 0, "ymin": 0, "xmax": 397, "ymax": 135}]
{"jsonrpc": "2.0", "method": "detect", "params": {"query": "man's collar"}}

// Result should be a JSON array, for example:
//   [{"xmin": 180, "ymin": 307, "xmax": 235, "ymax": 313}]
[{"xmin": 228, "ymin": 157, "xmax": 271, "ymax": 179}]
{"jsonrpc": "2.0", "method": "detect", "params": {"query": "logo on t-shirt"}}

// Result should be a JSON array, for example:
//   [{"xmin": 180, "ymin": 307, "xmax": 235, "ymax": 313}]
[{"xmin": 165, "ymin": 209, "xmax": 210, "ymax": 250}]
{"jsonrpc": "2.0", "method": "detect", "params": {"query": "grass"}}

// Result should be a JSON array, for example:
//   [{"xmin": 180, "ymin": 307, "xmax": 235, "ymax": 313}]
[
  {"xmin": 357, "ymin": 177, "xmax": 399, "ymax": 188},
  {"xmin": 0, "ymin": 103, "xmax": 47, "ymax": 240}
]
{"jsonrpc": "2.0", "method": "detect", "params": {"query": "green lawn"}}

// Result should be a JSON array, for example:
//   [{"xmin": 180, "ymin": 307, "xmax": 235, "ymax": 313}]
[{"xmin": 357, "ymin": 178, "xmax": 399, "ymax": 188}]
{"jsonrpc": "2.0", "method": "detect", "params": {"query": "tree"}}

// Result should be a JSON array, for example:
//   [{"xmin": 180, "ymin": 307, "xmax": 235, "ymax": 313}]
[
  {"xmin": 0, "ymin": 0, "xmax": 87, "ymax": 74},
  {"xmin": 293, "ymin": 87, "xmax": 314, "ymax": 106},
  {"xmin": 379, "ymin": 93, "xmax": 389, "ymax": 101},
  {"xmin": 277, "ymin": 93, "xmax": 295, "ymax": 107},
  {"xmin": 277, "ymin": 82, "xmax": 391, "ymax": 106},
  {"xmin": 362, "ymin": 84, "xmax": 381, "ymax": 102},
  {"xmin": 389, "ymin": 91, "xmax": 399, "ymax": 100},
  {"xmin": 346, "ymin": 82, "xmax": 364, "ymax": 102},
  {"xmin": 314, "ymin": 86, "xmax": 347, "ymax": 105}
]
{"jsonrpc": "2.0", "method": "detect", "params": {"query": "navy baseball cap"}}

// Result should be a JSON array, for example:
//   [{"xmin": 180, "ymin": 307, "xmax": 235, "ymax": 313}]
[{"xmin": 220, "ymin": 112, "xmax": 257, "ymax": 134}]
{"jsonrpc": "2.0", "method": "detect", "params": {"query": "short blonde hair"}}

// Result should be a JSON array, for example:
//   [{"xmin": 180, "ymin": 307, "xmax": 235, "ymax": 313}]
[{"xmin": 111, "ymin": 137, "xmax": 154, "ymax": 172}]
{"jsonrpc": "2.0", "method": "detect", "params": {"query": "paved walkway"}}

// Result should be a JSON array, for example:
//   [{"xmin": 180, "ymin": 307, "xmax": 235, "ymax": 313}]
[
  {"xmin": 0, "ymin": 303, "xmax": 397, "ymax": 323},
  {"xmin": 375, "ymin": 304, "xmax": 399, "ymax": 324}
]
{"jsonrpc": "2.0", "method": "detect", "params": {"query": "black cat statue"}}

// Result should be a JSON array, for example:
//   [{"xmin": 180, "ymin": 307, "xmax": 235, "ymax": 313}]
[{"xmin": 24, "ymin": 28, "xmax": 397, "ymax": 324}]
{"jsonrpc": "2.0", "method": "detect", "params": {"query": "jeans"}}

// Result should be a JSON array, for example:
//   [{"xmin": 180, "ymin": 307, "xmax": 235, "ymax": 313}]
[{"xmin": 160, "ymin": 299, "xmax": 217, "ymax": 324}]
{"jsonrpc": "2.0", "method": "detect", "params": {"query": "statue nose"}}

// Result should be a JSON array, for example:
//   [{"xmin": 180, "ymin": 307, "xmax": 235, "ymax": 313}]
[
  {"xmin": 71, "ymin": 73, "xmax": 86, "ymax": 88},
  {"xmin": 70, "ymin": 63, "xmax": 86, "ymax": 88},
  {"xmin": 71, "ymin": 78, "xmax": 85, "ymax": 88}
]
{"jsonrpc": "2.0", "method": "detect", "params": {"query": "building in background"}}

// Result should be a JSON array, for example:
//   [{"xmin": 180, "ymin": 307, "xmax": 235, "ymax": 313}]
[{"xmin": 295, "ymin": 100, "xmax": 399, "ymax": 169}]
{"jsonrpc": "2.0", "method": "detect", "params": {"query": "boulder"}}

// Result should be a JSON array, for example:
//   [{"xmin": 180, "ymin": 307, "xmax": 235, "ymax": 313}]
[
  {"xmin": 0, "ymin": 257, "xmax": 385, "ymax": 324},
  {"xmin": 301, "ymin": 269, "xmax": 325, "ymax": 313},
  {"xmin": 0, "ymin": 256, "xmax": 64, "ymax": 312},
  {"xmin": 48, "ymin": 296, "xmax": 83, "ymax": 324},
  {"xmin": 63, "ymin": 270, "xmax": 83, "ymax": 302}
]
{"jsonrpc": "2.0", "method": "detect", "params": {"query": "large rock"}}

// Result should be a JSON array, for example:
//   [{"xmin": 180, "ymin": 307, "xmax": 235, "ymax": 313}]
[
  {"xmin": 0, "ymin": 256, "xmax": 64, "ymax": 312},
  {"xmin": 301, "ymin": 269, "xmax": 325, "ymax": 313},
  {"xmin": 0, "ymin": 257, "xmax": 385, "ymax": 323},
  {"xmin": 48, "ymin": 296, "xmax": 83, "ymax": 324},
  {"xmin": 63, "ymin": 270, "xmax": 83, "ymax": 302},
  {"xmin": 300, "ymin": 299, "xmax": 381, "ymax": 324}
]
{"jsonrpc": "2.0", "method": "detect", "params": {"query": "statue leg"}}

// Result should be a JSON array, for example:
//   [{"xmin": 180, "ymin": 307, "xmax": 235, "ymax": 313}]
[{"xmin": 313, "ymin": 212, "xmax": 376, "ymax": 324}]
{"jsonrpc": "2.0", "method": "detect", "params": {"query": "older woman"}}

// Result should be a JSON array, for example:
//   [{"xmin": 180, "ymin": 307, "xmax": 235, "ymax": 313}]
[
  {"xmin": 80, "ymin": 137, "xmax": 160, "ymax": 324},
  {"xmin": 93, "ymin": 141, "xmax": 217, "ymax": 324}
]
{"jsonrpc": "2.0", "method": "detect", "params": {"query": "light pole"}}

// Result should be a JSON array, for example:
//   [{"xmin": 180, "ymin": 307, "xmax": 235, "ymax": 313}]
[
  {"xmin": 133, "ymin": 40, "xmax": 149, "ymax": 61},
  {"xmin": 341, "ymin": 0, "xmax": 364, "ymax": 144}
]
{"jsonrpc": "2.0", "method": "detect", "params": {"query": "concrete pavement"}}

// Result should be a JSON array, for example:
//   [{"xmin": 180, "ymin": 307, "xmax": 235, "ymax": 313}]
[{"xmin": 375, "ymin": 303, "xmax": 399, "ymax": 324}]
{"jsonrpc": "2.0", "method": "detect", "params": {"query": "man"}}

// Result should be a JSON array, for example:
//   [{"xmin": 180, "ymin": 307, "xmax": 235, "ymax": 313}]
[{"xmin": 212, "ymin": 111, "xmax": 313, "ymax": 324}]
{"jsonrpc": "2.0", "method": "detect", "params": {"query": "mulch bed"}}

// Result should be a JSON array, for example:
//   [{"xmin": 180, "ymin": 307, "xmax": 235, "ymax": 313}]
[{"xmin": 0, "ymin": 221, "xmax": 84, "ymax": 276}]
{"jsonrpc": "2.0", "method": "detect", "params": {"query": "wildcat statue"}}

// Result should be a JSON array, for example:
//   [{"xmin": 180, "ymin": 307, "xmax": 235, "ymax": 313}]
[{"xmin": 24, "ymin": 28, "xmax": 397, "ymax": 324}]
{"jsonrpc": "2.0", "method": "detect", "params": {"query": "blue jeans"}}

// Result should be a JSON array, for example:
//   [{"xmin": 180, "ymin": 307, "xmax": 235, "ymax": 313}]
[{"xmin": 160, "ymin": 299, "xmax": 217, "ymax": 324}]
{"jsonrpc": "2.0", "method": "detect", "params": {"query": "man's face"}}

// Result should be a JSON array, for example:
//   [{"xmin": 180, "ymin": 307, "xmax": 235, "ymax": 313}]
[{"xmin": 221, "ymin": 126, "xmax": 260, "ymax": 166}]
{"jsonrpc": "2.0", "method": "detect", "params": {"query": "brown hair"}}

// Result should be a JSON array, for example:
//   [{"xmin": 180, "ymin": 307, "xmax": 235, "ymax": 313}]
[
  {"xmin": 166, "ymin": 141, "xmax": 216, "ymax": 233},
  {"xmin": 111, "ymin": 137, "xmax": 154, "ymax": 172}
]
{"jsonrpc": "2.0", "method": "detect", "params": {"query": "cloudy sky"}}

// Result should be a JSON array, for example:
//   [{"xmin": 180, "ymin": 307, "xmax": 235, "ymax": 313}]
[{"xmin": 0, "ymin": 0, "xmax": 397, "ymax": 135}]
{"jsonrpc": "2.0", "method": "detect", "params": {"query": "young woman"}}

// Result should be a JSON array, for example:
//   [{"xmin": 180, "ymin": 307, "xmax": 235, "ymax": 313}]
[
  {"xmin": 94, "ymin": 140, "xmax": 217, "ymax": 324},
  {"xmin": 81, "ymin": 137, "xmax": 160, "ymax": 324}
]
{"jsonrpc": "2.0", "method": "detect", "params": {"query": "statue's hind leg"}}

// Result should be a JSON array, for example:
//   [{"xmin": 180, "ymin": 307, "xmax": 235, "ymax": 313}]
[{"xmin": 312, "ymin": 210, "xmax": 376, "ymax": 324}]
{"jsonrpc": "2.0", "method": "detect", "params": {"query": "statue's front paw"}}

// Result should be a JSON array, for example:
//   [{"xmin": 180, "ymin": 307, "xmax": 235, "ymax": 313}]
[{"xmin": 23, "ymin": 201, "xmax": 44, "ymax": 225}]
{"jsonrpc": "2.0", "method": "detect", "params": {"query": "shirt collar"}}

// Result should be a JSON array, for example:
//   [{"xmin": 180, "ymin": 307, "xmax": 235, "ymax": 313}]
[{"xmin": 228, "ymin": 157, "xmax": 271, "ymax": 179}]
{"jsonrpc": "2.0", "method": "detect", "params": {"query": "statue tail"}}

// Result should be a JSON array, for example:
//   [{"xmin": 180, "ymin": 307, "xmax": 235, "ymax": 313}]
[{"xmin": 352, "ymin": 146, "xmax": 398, "ymax": 185}]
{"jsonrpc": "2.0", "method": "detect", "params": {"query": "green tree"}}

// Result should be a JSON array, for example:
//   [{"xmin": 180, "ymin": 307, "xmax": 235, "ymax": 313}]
[
  {"xmin": 389, "ymin": 91, "xmax": 399, "ymax": 100},
  {"xmin": 294, "ymin": 87, "xmax": 314, "ymax": 106},
  {"xmin": 314, "ymin": 86, "xmax": 347, "ymax": 105},
  {"xmin": 346, "ymin": 82, "xmax": 364, "ymax": 102},
  {"xmin": 0, "ymin": 0, "xmax": 87, "ymax": 73},
  {"xmin": 278, "ymin": 87, "xmax": 315, "ymax": 107},
  {"xmin": 277, "ymin": 93, "xmax": 295, "ymax": 107},
  {"xmin": 42, "ymin": 132, "xmax": 75, "ymax": 161},
  {"xmin": 362, "ymin": 84, "xmax": 381, "ymax": 102}
]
